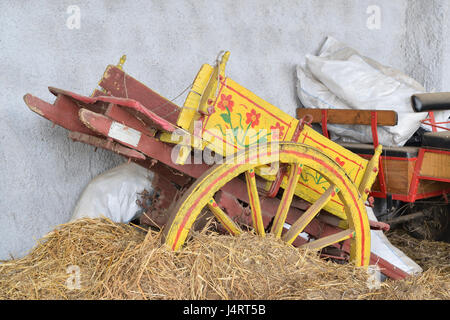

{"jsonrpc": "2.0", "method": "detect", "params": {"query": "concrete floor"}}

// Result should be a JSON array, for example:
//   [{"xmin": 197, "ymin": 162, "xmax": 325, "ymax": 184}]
[{"xmin": 1, "ymin": 0, "xmax": 449, "ymax": 259}]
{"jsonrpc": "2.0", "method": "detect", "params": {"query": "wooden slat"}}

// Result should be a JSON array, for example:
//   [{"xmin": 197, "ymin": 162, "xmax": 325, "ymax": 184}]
[
  {"xmin": 296, "ymin": 108, "xmax": 398, "ymax": 126},
  {"xmin": 245, "ymin": 168, "xmax": 265, "ymax": 236},
  {"xmin": 99, "ymin": 65, "xmax": 180, "ymax": 123},
  {"xmin": 104, "ymin": 103, "xmax": 156, "ymax": 137},
  {"xmin": 68, "ymin": 132, "xmax": 146, "ymax": 160},
  {"xmin": 301, "ymin": 229, "xmax": 355, "ymax": 250},
  {"xmin": 270, "ymin": 163, "xmax": 303, "ymax": 237},
  {"xmin": 24, "ymin": 94, "xmax": 98, "ymax": 136},
  {"xmin": 370, "ymin": 158, "xmax": 413, "ymax": 194},
  {"xmin": 282, "ymin": 185, "xmax": 337, "ymax": 244},
  {"xmin": 419, "ymin": 151, "xmax": 450, "ymax": 180},
  {"xmin": 357, "ymin": 145, "xmax": 382, "ymax": 202},
  {"xmin": 78, "ymin": 108, "xmax": 209, "ymax": 179},
  {"xmin": 207, "ymin": 199, "xmax": 242, "ymax": 236}
]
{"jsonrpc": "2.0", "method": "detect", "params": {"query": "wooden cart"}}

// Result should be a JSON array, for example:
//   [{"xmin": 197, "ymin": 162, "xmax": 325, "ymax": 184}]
[
  {"xmin": 25, "ymin": 52, "xmax": 410, "ymax": 278},
  {"xmin": 297, "ymin": 94, "xmax": 450, "ymax": 241}
]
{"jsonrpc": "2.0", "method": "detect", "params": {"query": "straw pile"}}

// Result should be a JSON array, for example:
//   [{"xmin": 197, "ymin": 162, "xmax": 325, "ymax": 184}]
[
  {"xmin": 0, "ymin": 218, "xmax": 448, "ymax": 300},
  {"xmin": 386, "ymin": 229, "xmax": 450, "ymax": 273}
]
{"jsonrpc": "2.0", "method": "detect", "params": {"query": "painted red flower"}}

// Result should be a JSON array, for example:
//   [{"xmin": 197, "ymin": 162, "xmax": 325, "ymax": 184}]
[
  {"xmin": 246, "ymin": 109, "xmax": 261, "ymax": 128},
  {"xmin": 217, "ymin": 94, "xmax": 234, "ymax": 112},
  {"xmin": 270, "ymin": 122, "xmax": 284, "ymax": 138}
]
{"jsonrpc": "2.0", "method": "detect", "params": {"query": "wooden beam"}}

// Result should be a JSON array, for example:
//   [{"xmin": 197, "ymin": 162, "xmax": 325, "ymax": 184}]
[
  {"xmin": 207, "ymin": 198, "xmax": 242, "ymax": 236},
  {"xmin": 99, "ymin": 65, "xmax": 180, "ymax": 123},
  {"xmin": 282, "ymin": 185, "xmax": 337, "ymax": 245},
  {"xmin": 301, "ymin": 229, "xmax": 355, "ymax": 250},
  {"xmin": 270, "ymin": 163, "xmax": 303, "ymax": 237},
  {"xmin": 245, "ymin": 168, "xmax": 265, "ymax": 236},
  {"xmin": 296, "ymin": 108, "xmax": 398, "ymax": 126}
]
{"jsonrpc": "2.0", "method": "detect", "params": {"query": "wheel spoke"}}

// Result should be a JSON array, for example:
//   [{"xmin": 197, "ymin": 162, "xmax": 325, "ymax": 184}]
[
  {"xmin": 245, "ymin": 168, "xmax": 265, "ymax": 236},
  {"xmin": 301, "ymin": 229, "xmax": 355, "ymax": 250},
  {"xmin": 282, "ymin": 185, "xmax": 338, "ymax": 244},
  {"xmin": 207, "ymin": 198, "xmax": 242, "ymax": 236},
  {"xmin": 271, "ymin": 163, "xmax": 303, "ymax": 237}
]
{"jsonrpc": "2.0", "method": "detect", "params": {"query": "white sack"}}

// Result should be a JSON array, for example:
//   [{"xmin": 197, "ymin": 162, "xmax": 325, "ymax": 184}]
[
  {"xmin": 297, "ymin": 36, "xmax": 449, "ymax": 147},
  {"xmin": 71, "ymin": 163, "xmax": 154, "ymax": 223},
  {"xmin": 366, "ymin": 207, "xmax": 422, "ymax": 276}
]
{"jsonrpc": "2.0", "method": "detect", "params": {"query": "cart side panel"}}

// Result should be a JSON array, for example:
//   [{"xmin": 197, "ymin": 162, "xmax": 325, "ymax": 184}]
[
  {"xmin": 287, "ymin": 125, "xmax": 368, "ymax": 219},
  {"xmin": 198, "ymin": 77, "xmax": 368, "ymax": 220},
  {"xmin": 201, "ymin": 77, "xmax": 299, "ymax": 156}
]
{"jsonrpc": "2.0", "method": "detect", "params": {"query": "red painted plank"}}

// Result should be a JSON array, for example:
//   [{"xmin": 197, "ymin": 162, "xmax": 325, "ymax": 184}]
[
  {"xmin": 104, "ymin": 103, "xmax": 156, "ymax": 137},
  {"xmin": 24, "ymin": 93, "xmax": 97, "ymax": 136},
  {"xmin": 68, "ymin": 131, "xmax": 146, "ymax": 160},
  {"xmin": 49, "ymin": 87, "xmax": 178, "ymax": 132},
  {"xmin": 78, "ymin": 108, "xmax": 207, "ymax": 178},
  {"xmin": 99, "ymin": 65, "xmax": 180, "ymax": 123}
]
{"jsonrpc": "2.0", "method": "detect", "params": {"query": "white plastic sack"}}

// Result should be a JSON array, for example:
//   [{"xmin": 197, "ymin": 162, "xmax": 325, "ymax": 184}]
[
  {"xmin": 297, "ymin": 36, "xmax": 449, "ymax": 147},
  {"xmin": 366, "ymin": 207, "xmax": 422, "ymax": 276},
  {"xmin": 71, "ymin": 163, "xmax": 154, "ymax": 223}
]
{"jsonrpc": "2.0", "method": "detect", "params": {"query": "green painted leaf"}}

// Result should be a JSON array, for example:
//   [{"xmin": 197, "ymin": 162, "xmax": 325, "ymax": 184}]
[{"xmin": 220, "ymin": 113, "xmax": 231, "ymax": 124}]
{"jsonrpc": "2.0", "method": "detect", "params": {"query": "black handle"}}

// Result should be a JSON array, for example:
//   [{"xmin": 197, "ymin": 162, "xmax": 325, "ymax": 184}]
[{"xmin": 411, "ymin": 92, "xmax": 450, "ymax": 112}]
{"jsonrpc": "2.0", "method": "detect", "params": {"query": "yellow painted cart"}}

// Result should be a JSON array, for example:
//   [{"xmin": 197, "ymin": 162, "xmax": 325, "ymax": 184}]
[
  {"xmin": 25, "ymin": 52, "xmax": 383, "ymax": 269},
  {"xmin": 163, "ymin": 52, "xmax": 381, "ymax": 267}
]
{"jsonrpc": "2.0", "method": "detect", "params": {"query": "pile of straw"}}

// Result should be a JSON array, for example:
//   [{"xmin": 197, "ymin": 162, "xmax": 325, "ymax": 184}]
[
  {"xmin": 386, "ymin": 229, "xmax": 450, "ymax": 273},
  {"xmin": 0, "ymin": 218, "xmax": 448, "ymax": 300}
]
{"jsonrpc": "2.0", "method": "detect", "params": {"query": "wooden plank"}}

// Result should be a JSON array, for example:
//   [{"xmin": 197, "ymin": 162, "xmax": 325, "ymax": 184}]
[
  {"xmin": 358, "ymin": 145, "xmax": 382, "ymax": 202},
  {"xmin": 24, "ymin": 94, "xmax": 98, "ymax": 136},
  {"xmin": 99, "ymin": 65, "xmax": 180, "ymax": 123},
  {"xmin": 78, "ymin": 108, "xmax": 209, "ymax": 178},
  {"xmin": 301, "ymin": 229, "xmax": 355, "ymax": 250},
  {"xmin": 245, "ymin": 168, "xmax": 265, "ymax": 236},
  {"xmin": 207, "ymin": 198, "xmax": 242, "ymax": 236},
  {"xmin": 296, "ymin": 108, "xmax": 398, "ymax": 126},
  {"xmin": 68, "ymin": 132, "xmax": 146, "ymax": 160},
  {"xmin": 419, "ymin": 151, "xmax": 450, "ymax": 180},
  {"xmin": 49, "ymin": 87, "xmax": 178, "ymax": 133},
  {"xmin": 370, "ymin": 158, "xmax": 413, "ymax": 195},
  {"xmin": 282, "ymin": 185, "xmax": 337, "ymax": 245},
  {"xmin": 104, "ymin": 103, "xmax": 156, "ymax": 137},
  {"xmin": 417, "ymin": 180, "xmax": 450, "ymax": 195},
  {"xmin": 270, "ymin": 163, "xmax": 303, "ymax": 237}
]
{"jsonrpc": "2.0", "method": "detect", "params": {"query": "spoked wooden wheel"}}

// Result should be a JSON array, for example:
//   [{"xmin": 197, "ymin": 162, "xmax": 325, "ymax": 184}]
[{"xmin": 162, "ymin": 142, "xmax": 371, "ymax": 267}]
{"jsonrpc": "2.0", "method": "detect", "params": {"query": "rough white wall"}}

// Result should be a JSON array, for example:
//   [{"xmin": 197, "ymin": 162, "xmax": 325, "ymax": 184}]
[
  {"xmin": 401, "ymin": 0, "xmax": 448, "ymax": 91},
  {"xmin": 1, "ymin": 0, "xmax": 445, "ymax": 259}
]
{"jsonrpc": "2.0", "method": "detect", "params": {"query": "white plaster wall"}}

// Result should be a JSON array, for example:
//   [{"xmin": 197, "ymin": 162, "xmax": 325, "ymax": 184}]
[{"xmin": 1, "ymin": 0, "xmax": 444, "ymax": 259}]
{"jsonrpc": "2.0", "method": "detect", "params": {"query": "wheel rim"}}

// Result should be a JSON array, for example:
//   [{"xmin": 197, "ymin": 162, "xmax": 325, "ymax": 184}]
[{"xmin": 162, "ymin": 142, "xmax": 371, "ymax": 267}]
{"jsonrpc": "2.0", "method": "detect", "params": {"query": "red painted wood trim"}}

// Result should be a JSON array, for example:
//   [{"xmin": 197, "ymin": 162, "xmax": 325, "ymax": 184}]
[
  {"xmin": 321, "ymin": 109, "xmax": 329, "ymax": 138},
  {"xmin": 24, "ymin": 94, "xmax": 98, "ymax": 136},
  {"xmin": 301, "ymin": 132, "xmax": 364, "ymax": 170},
  {"xmin": 49, "ymin": 87, "xmax": 178, "ymax": 132},
  {"xmin": 221, "ymin": 79, "xmax": 293, "ymax": 130},
  {"xmin": 99, "ymin": 65, "xmax": 180, "ymax": 123}
]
